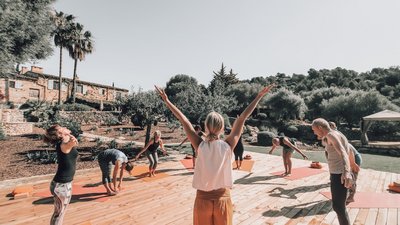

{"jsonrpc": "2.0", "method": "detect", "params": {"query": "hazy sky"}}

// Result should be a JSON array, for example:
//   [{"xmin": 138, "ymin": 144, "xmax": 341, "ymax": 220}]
[{"xmin": 29, "ymin": 0, "xmax": 400, "ymax": 91}]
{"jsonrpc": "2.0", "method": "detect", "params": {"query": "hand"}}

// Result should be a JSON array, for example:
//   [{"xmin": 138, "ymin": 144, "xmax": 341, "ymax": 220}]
[
  {"xmin": 155, "ymin": 85, "xmax": 168, "ymax": 101},
  {"xmin": 163, "ymin": 151, "xmax": 167, "ymax": 156},
  {"xmin": 351, "ymin": 164, "xmax": 360, "ymax": 173},
  {"xmin": 135, "ymin": 155, "xmax": 139, "ymax": 160},
  {"xmin": 257, "ymin": 84, "xmax": 275, "ymax": 98},
  {"xmin": 302, "ymin": 154, "xmax": 308, "ymax": 160},
  {"xmin": 341, "ymin": 172, "xmax": 353, "ymax": 189},
  {"xmin": 117, "ymin": 185, "xmax": 122, "ymax": 191},
  {"xmin": 268, "ymin": 150, "xmax": 273, "ymax": 154}
]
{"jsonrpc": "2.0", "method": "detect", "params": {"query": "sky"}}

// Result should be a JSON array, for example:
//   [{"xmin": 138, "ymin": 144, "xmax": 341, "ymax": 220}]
[{"xmin": 28, "ymin": 0, "xmax": 400, "ymax": 91}]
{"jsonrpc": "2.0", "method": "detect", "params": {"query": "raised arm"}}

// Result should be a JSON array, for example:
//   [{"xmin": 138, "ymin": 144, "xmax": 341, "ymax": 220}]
[
  {"xmin": 61, "ymin": 134, "xmax": 78, "ymax": 154},
  {"xmin": 155, "ymin": 86, "xmax": 202, "ymax": 150},
  {"xmin": 225, "ymin": 84, "xmax": 274, "ymax": 150}
]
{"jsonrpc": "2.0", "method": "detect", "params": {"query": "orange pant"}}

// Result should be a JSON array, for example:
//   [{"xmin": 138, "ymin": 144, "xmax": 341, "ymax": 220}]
[{"xmin": 193, "ymin": 188, "xmax": 233, "ymax": 225}]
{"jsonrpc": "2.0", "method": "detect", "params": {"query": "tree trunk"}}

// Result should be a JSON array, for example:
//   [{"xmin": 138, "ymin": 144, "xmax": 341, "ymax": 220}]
[
  {"xmin": 58, "ymin": 46, "xmax": 63, "ymax": 105},
  {"xmin": 145, "ymin": 121, "xmax": 152, "ymax": 146},
  {"xmin": 71, "ymin": 58, "xmax": 78, "ymax": 103}
]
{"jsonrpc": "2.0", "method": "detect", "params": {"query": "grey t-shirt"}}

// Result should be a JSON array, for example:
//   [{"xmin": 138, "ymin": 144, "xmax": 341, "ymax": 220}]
[{"xmin": 100, "ymin": 149, "xmax": 128, "ymax": 165}]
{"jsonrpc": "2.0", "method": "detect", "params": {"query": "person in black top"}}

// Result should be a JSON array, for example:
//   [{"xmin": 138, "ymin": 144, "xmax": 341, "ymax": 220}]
[
  {"xmin": 269, "ymin": 135, "xmax": 308, "ymax": 176},
  {"xmin": 178, "ymin": 125, "xmax": 204, "ymax": 168},
  {"xmin": 97, "ymin": 149, "xmax": 134, "ymax": 195},
  {"xmin": 135, "ymin": 130, "xmax": 167, "ymax": 177},
  {"xmin": 234, "ymin": 135, "xmax": 244, "ymax": 170},
  {"xmin": 44, "ymin": 124, "xmax": 78, "ymax": 225}
]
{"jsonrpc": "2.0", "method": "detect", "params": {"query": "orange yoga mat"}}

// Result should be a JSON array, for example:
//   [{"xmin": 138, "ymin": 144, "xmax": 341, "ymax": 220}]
[
  {"xmin": 180, "ymin": 159, "xmax": 194, "ymax": 170},
  {"xmin": 232, "ymin": 160, "xmax": 255, "ymax": 172},
  {"xmin": 131, "ymin": 165, "xmax": 169, "ymax": 181},
  {"xmin": 321, "ymin": 192, "xmax": 400, "ymax": 208},
  {"xmin": 271, "ymin": 166, "xmax": 326, "ymax": 180},
  {"xmin": 34, "ymin": 184, "xmax": 110, "ymax": 202}
]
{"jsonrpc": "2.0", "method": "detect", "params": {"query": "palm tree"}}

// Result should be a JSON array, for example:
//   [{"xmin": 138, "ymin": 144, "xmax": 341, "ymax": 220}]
[
  {"xmin": 52, "ymin": 11, "xmax": 75, "ymax": 105},
  {"xmin": 68, "ymin": 23, "xmax": 94, "ymax": 103}
]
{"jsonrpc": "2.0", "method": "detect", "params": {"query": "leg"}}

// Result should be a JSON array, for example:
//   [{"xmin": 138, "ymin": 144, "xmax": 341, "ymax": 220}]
[
  {"xmin": 330, "ymin": 174, "xmax": 350, "ymax": 225},
  {"xmin": 99, "ymin": 159, "xmax": 112, "ymax": 193},
  {"xmin": 152, "ymin": 152, "xmax": 159, "ymax": 176},
  {"xmin": 146, "ymin": 152, "xmax": 155, "ymax": 177},
  {"xmin": 213, "ymin": 197, "xmax": 233, "ymax": 225},
  {"xmin": 347, "ymin": 172, "xmax": 358, "ymax": 203},
  {"xmin": 50, "ymin": 181, "xmax": 72, "ymax": 225},
  {"xmin": 286, "ymin": 152, "xmax": 293, "ymax": 175},
  {"xmin": 282, "ymin": 152, "xmax": 288, "ymax": 175},
  {"xmin": 193, "ymin": 196, "xmax": 213, "ymax": 225}
]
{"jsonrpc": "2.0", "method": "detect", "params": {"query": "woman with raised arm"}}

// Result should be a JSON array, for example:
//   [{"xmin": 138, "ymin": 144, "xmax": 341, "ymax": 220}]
[
  {"xmin": 44, "ymin": 125, "xmax": 79, "ymax": 225},
  {"xmin": 155, "ymin": 84, "xmax": 273, "ymax": 225}
]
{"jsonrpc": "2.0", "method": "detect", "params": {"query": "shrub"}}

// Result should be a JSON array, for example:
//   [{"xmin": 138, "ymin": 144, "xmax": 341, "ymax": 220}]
[
  {"xmin": 40, "ymin": 114, "xmax": 82, "ymax": 138},
  {"xmin": 61, "ymin": 103, "xmax": 95, "ymax": 111},
  {"xmin": 108, "ymin": 139, "xmax": 118, "ymax": 149},
  {"xmin": 257, "ymin": 131, "xmax": 277, "ymax": 146},
  {"xmin": 103, "ymin": 117, "xmax": 120, "ymax": 126},
  {"xmin": 26, "ymin": 150, "xmax": 58, "ymax": 164},
  {"xmin": 256, "ymin": 113, "xmax": 268, "ymax": 120}
]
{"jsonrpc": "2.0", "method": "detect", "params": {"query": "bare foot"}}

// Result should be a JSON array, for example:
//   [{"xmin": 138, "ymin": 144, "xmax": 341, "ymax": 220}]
[
  {"xmin": 237, "ymin": 167, "xmax": 241, "ymax": 170},
  {"xmin": 285, "ymin": 173, "xmax": 291, "ymax": 177},
  {"xmin": 280, "ymin": 172, "xmax": 287, "ymax": 176},
  {"xmin": 107, "ymin": 192, "xmax": 116, "ymax": 196},
  {"xmin": 148, "ymin": 173, "xmax": 152, "ymax": 177}
]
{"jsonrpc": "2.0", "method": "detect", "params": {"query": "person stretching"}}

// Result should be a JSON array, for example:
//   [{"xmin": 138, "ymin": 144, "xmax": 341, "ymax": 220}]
[
  {"xmin": 97, "ymin": 148, "xmax": 134, "ymax": 195},
  {"xmin": 135, "ymin": 130, "xmax": 167, "ymax": 177},
  {"xmin": 269, "ymin": 135, "xmax": 308, "ymax": 176},
  {"xmin": 156, "ymin": 84, "xmax": 274, "ymax": 225},
  {"xmin": 44, "ymin": 125, "xmax": 78, "ymax": 225}
]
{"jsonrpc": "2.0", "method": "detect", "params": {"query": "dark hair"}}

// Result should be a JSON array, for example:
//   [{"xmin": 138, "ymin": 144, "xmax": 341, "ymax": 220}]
[
  {"xmin": 125, "ymin": 162, "xmax": 134, "ymax": 172},
  {"xmin": 43, "ymin": 124, "xmax": 62, "ymax": 145},
  {"xmin": 194, "ymin": 125, "xmax": 201, "ymax": 131}
]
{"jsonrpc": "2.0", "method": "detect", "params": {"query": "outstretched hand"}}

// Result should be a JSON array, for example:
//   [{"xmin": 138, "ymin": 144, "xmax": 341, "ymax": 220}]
[
  {"xmin": 257, "ymin": 84, "xmax": 275, "ymax": 98},
  {"xmin": 155, "ymin": 85, "xmax": 168, "ymax": 102}
]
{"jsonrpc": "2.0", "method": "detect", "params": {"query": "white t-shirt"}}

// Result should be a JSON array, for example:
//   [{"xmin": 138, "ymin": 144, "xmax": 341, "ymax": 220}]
[{"xmin": 192, "ymin": 139, "xmax": 233, "ymax": 191}]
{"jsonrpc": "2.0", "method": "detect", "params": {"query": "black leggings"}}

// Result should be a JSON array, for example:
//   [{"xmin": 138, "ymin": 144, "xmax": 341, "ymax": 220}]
[
  {"xmin": 234, "ymin": 147, "xmax": 244, "ymax": 161},
  {"xmin": 330, "ymin": 174, "xmax": 350, "ymax": 225}
]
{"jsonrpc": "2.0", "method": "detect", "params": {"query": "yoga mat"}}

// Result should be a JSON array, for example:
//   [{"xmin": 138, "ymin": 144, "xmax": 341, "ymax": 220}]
[
  {"xmin": 320, "ymin": 192, "xmax": 400, "ymax": 208},
  {"xmin": 232, "ymin": 160, "xmax": 254, "ymax": 172},
  {"xmin": 180, "ymin": 159, "xmax": 194, "ymax": 170},
  {"xmin": 142, "ymin": 173, "xmax": 170, "ymax": 182},
  {"xmin": 33, "ymin": 184, "xmax": 110, "ymax": 202},
  {"xmin": 271, "ymin": 166, "xmax": 326, "ymax": 180},
  {"xmin": 130, "ymin": 165, "xmax": 151, "ymax": 177}
]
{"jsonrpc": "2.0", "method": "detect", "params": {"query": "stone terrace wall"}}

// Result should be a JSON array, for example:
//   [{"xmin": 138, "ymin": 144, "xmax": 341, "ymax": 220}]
[
  {"xmin": 0, "ymin": 109, "xmax": 33, "ymax": 136},
  {"xmin": 59, "ymin": 111, "xmax": 125, "ymax": 125}
]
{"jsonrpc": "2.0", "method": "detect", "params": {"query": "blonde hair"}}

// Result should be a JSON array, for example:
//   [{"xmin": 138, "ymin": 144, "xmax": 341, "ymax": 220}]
[
  {"xmin": 204, "ymin": 112, "xmax": 224, "ymax": 140},
  {"xmin": 153, "ymin": 130, "xmax": 161, "ymax": 139},
  {"xmin": 311, "ymin": 118, "xmax": 330, "ymax": 130},
  {"xmin": 328, "ymin": 121, "xmax": 337, "ymax": 129}
]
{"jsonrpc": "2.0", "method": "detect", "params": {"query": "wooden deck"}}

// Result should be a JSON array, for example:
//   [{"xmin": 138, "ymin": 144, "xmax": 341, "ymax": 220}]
[{"xmin": 0, "ymin": 151, "xmax": 399, "ymax": 225}]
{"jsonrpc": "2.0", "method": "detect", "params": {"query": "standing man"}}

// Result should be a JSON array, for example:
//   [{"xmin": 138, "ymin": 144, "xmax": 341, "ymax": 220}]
[{"xmin": 311, "ymin": 118, "xmax": 353, "ymax": 225}]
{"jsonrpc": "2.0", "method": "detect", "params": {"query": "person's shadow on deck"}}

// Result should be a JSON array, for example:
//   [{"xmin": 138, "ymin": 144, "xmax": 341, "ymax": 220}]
[
  {"xmin": 268, "ymin": 183, "xmax": 330, "ymax": 199},
  {"xmin": 234, "ymin": 173, "xmax": 284, "ymax": 185},
  {"xmin": 32, "ymin": 192, "xmax": 109, "ymax": 205},
  {"xmin": 262, "ymin": 200, "xmax": 332, "ymax": 218}
]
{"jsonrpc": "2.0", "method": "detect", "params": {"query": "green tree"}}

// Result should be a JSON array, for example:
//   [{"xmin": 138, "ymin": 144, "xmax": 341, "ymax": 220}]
[
  {"xmin": 321, "ymin": 91, "xmax": 400, "ymax": 127},
  {"xmin": 0, "ymin": 0, "xmax": 54, "ymax": 73},
  {"xmin": 226, "ymin": 82, "xmax": 263, "ymax": 113},
  {"xmin": 262, "ymin": 88, "xmax": 307, "ymax": 121},
  {"xmin": 52, "ymin": 11, "xmax": 75, "ymax": 105},
  {"xmin": 120, "ymin": 89, "xmax": 165, "ymax": 144},
  {"xmin": 302, "ymin": 87, "xmax": 352, "ymax": 120},
  {"xmin": 209, "ymin": 63, "xmax": 239, "ymax": 93},
  {"xmin": 68, "ymin": 23, "xmax": 94, "ymax": 103}
]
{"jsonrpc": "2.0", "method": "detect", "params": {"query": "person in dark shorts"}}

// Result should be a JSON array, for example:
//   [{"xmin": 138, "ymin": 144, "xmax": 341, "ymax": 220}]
[
  {"xmin": 233, "ymin": 135, "xmax": 244, "ymax": 170},
  {"xmin": 179, "ymin": 125, "xmax": 204, "ymax": 168},
  {"xmin": 97, "ymin": 149, "xmax": 134, "ymax": 195},
  {"xmin": 269, "ymin": 135, "xmax": 308, "ymax": 176},
  {"xmin": 44, "ymin": 124, "xmax": 79, "ymax": 225},
  {"xmin": 135, "ymin": 130, "xmax": 167, "ymax": 177}
]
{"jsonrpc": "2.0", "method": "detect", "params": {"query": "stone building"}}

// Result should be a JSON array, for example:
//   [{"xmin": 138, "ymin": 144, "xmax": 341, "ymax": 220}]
[{"xmin": 0, "ymin": 66, "xmax": 129, "ymax": 105}]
